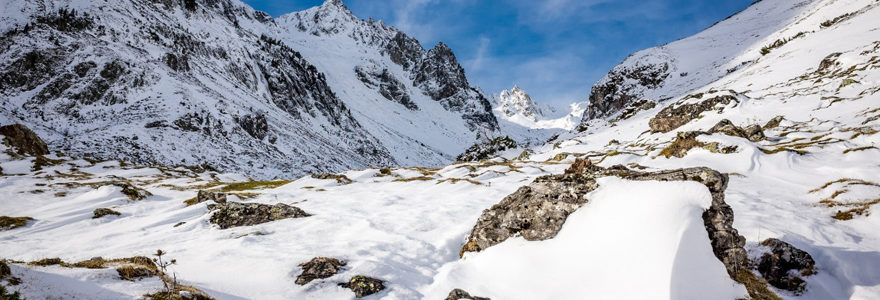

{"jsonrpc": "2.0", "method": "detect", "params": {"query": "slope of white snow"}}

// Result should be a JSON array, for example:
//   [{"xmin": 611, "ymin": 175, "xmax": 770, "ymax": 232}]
[{"xmin": 422, "ymin": 177, "xmax": 746, "ymax": 299}]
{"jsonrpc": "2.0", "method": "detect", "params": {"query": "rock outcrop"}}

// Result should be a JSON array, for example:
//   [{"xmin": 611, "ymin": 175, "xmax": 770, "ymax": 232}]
[
  {"xmin": 445, "ymin": 288, "xmax": 490, "ymax": 300},
  {"xmin": 456, "ymin": 136, "xmax": 517, "ymax": 162},
  {"xmin": 461, "ymin": 159, "xmax": 763, "ymax": 296},
  {"xmin": 0, "ymin": 124, "xmax": 49, "ymax": 156},
  {"xmin": 295, "ymin": 257, "xmax": 346, "ymax": 285},
  {"xmin": 756, "ymin": 238, "xmax": 816, "ymax": 294},
  {"xmin": 92, "ymin": 208, "xmax": 121, "ymax": 219},
  {"xmin": 648, "ymin": 94, "xmax": 737, "ymax": 133},
  {"xmin": 208, "ymin": 202, "xmax": 310, "ymax": 229},
  {"xmin": 708, "ymin": 119, "xmax": 765, "ymax": 142},
  {"xmin": 196, "ymin": 190, "xmax": 228, "ymax": 204},
  {"xmin": 339, "ymin": 275, "xmax": 385, "ymax": 298}
]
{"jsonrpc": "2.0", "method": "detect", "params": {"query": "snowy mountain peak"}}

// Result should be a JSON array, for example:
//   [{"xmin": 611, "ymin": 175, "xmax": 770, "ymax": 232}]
[
  {"xmin": 492, "ymin": 86, "xmax": 585, "ymax": 131},
  {"xmin": 497, "ymin": 86, "xmax": 543, "ymax": 121}
]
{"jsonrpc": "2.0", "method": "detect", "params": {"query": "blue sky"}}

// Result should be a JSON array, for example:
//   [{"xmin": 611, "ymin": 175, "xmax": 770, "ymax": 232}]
[{"xmin": 243, "ymin": 0, "xmax": 754, "ymax": 106}]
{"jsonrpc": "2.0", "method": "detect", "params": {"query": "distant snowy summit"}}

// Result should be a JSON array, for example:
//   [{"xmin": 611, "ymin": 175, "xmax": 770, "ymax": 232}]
[{"xmin": 493, "ymin": 86, "xmax": 586, "ymax": 130}]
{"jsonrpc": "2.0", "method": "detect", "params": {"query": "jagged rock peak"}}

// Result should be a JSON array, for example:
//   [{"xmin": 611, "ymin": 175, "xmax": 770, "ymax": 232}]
[
  {"xmin": 320, "ymin": 0, "xmax": 353, "ymax": 14},
  {"xmin": 497, "ymin": 85, "xmax": 543, "ymax": 120}
]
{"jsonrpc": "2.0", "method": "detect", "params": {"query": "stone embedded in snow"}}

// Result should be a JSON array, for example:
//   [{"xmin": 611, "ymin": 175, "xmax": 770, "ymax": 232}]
[
  {"xmin": 208, "ymin": 202, "xmax": 310, "ymax": 229},
  {"xmin": 648, "ymin": 94, "xmax": 737, "ymax": 133},
  {"xmin": 757, "ymin": 238, "xmax": 817, "ymax": 294},
  {"xmin": 708, "ymin": 119, "xmax": 766, "ymax": 142},
  {"xmin": 339, "ymin": 275, "xmax": 385, "ymax": 298},
  {"xmin": 0, "ymin": 124, "xmax": 49, "ymax": 156},
  {"xmin": 446, "ymin": 288, "xmax": 490, "ymax": 300},
  {"xmin": 92, "ymin": 208, "xmax": 121, "ymax": 219},
  {"xmin": 763, "ymin": 116, "xmax": 785, "ymax": 129},
  {"xmin": 456, "ymin": 136, "xmax": 518, "ymax": 162},
  {"xmin": 295, "ymin": 257, "xmax": 346, "ymax": 285},
  {"xmin": 196, "ymin": 190, "xmax": 227, "ymax": 204}
]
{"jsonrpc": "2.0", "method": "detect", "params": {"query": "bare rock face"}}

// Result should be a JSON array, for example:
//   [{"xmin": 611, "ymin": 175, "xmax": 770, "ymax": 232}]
[
  {"xmin": 757, "ymin": 238, "xmax": 817, "ymax": 295},
  {"xmin": 708, "ymin": 119, "xmax": 765, "ymax": 142},
  {"xmin": 209, "ymin": 202, "xmax": 310, "ymax": 229},
  {"xmin": 648, "ymin": 94, "xmax": 737, "ymax": 133},
  {"xmin": 339, "ymin": 275, "xmax": 385, "ymax": 298},
  {"xmin": 0, "ymin": 124, "xmax": 49, "ymax": 156},
  {"xmin": 446, "ymin": 288, "xmax": 490, "ymax": 300},
  {"xmin": 295, "ymin": 257, "xmax": 346, "ymax": 285},
  {"xmin": 456, "ymin": 136, "xmax": 517, "ymax": 162}
]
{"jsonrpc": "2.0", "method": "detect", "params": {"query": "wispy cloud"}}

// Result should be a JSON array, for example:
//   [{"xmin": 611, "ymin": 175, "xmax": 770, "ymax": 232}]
[{"xmin": 468, "ymin": 36, "xmax": 491, "ymax": 72}]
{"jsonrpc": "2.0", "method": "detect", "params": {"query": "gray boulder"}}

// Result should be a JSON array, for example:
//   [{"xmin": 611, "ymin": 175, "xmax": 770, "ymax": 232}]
[
  {"xmin": 446, "ymin": 288, "xmax": 490, "ymax": 300},
  {"xmin": 339, "ymin": 275, "xmax": 385, "ymax": 298},
  {"xmin": 295, "ymin": 257, "xmax": 346, "ymax": 285},
  {"xmin": 209, "ymin": 202, "xmax": 310, "ymax": 229},
  {"xmin": 648, "ymin": 94, "xmax": 736, "ymax": 133},
  {"xmin": 708, "ymin": 119, "xmax": 765, "ymax": 142}
]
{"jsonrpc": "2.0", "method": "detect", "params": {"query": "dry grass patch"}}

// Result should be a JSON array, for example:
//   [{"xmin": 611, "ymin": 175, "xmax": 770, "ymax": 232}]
[
  {"xmin": 437, "ymin": 178, "xmax": 481, "ymax": 185},
  {"xmin": 0, "ymin": 216, "xmax": 34, "ymax": 230},
  {"xmin": 392, "ymin": 176, "xmax": 435, "ymax": 183},
  {"xmin": 220, "ymin": 180, "xmax": 293, "ymax": 192}
]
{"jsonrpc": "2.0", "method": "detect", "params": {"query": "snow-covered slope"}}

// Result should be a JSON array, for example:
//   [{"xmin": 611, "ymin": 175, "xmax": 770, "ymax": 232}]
[
  {"xmin": 492, "ymin": 86, "xmax": 585, "ymax": 131},
  {"xmin": 0, "ymin": 0, "xmax": 496, "ymax": 178},
  {"xmin": 579, "ymin": 0, "xmax": 879, "ymax": 124}
]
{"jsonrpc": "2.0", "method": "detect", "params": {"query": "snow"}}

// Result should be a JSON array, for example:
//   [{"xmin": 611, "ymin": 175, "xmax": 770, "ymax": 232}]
[{"xmin": 422, "ymin": 177, "xmax": 746, "ymax": 300}]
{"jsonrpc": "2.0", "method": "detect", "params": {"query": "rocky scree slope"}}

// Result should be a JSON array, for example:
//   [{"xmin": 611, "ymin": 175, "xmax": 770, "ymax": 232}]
[{"xmin": 0, "ymin": 0, "xmax": 497, "ymax": 178}]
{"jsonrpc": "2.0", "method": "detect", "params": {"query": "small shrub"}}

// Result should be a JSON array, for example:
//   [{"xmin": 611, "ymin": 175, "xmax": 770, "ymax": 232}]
[
  {"xmin": 220, "ymin": 180, "xmax": 293, "ymax": 191},
  {"xmin": 28, "ymin": 258, "xmax": 64, "ymax": 266}
]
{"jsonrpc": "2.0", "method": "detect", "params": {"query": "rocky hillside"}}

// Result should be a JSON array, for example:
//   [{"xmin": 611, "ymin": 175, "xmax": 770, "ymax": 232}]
[{"xmin": 0, "ymin": 0, "xmax": 497, "ymax": 178}]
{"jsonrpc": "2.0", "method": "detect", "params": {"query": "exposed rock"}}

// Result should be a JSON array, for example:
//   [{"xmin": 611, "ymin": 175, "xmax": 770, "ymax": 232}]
[
  {"xmin": 818, "ymin": 52, "xmax": 842, "ymax": 73},
  {"xmin": 0, "ymin": 124, "xmax": 49, "ymax": 156},
  {"xmin": 0, "ymin": 261, "xmax": 10, "ymax": 278},
  {"xmin": 236, "ymin": 113, "xmax": 269, "ymax": 140},
  {"xmin": 446, "ymin": 288, "xmax": 490, "ymax": 300},
  {"xmin": 92, "ymin": 208, "xmax": 121, "ymax": 219},
  {"xmin": 708, "ymin": 119, "xmax": 765, "ymax": 142},
  {"xmin": 209, "ymin": 202, "xmax": 310, "ymax": 229},
  {"xmin": 586, "ymin": 62, "xmax": 670, "ymax": 120},
  {"xmin": 456, "ymin": 136, "xmax": 517, "ymax": 162},
  {"xmin": 564, "ymin": 157, "xmax": 598, "ymax": 175},
  {"xmin": 757, "ymin": 238, "xmax": 816, "ymax": 294},
  {"xmin": 196, "ymin": 190, "xmax": 228, "ymax": 204},
  {"xmin": 339, "ymin": 275, "xmax": 385, "ymax": 298},
  {"xmin": 612, "ymin": 99, "xmax": 657, "ymax": 122},
  {"xmin": 658, "ymin": 131, "xmax": 737, "ymax": 158},
  {"xmin": 295, "ymin": 257, "xmax": 346, "ymax": 285},
  {"xmin": 355, "ymin": 65, "xmax": 417, "ymax": 110},
  {"xmin": 764, "ymin": 116, "xmax": 785, "ymax": 129},
  {"xmin": 648, "ymin": 94, "xmax": 737, "ymax": 133},
  {"xmin": 113, "ymin": 183, "xmax": 152, "ymax": 200}
]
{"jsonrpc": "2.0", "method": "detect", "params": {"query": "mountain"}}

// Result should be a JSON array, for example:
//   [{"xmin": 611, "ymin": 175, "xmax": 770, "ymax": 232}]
[
  {"xmin": 0, "ymin": 0, "xmax": 496, "ymax": 178},
  {"xmin": 493, "ymin": 86, "xmax": 585, "ymax": 131},
  {"xmin": 578, "ymin": 0, "xmax": 880, "ymax": 127}
]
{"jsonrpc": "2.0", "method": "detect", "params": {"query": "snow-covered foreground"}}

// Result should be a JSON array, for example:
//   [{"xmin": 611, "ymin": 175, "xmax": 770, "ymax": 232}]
[{"xmin": 423, "ymin": 177, "xmax": 745, "ymax": 299}]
